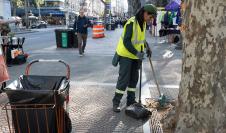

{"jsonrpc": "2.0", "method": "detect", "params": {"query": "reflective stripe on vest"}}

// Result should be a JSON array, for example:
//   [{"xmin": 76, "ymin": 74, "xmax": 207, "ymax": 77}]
[
  {"xmin": 121, "ymin": 19, "xmax": 145, "ymax": 45},
  {"xmin": 115, "ymin": 89, "xmax": 124, "ymax": 94}
]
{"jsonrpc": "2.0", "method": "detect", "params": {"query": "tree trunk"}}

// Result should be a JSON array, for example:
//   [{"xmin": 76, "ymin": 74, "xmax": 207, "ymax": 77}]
[
  {"xmin": 127, "ymin": 0, "xmax": 141, "ymax": 17},
  {"xmin": 11, "ymin": 2, "xmax": 17, "ymax": 16},
  {"xmin": 13, "ymin": 7, "xmax": 17, "ymax": 16},
  {"xmin": 176, "ymin": 0, "xmax": 226, "ymax": 132},
  {"xmin": 100, "ymin": 0, "xmax": 107, "ymax": 23}
]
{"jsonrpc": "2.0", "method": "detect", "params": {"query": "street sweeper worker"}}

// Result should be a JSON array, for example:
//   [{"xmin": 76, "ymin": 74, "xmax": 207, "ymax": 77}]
[{"xmin": 112, "ymin": 4, "xmax": 157, "ymax": 112}]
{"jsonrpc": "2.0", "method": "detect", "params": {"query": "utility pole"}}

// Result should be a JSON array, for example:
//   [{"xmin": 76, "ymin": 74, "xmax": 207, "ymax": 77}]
[
  {"xmin": 140, "ymin": 0, "xmax": 146, "ymax": 7},
  {"xmin": 38, "ymin": 5, "xmax": 41, "ymax": 20},
  {"xmin": 92, "ymin": 0, "xmax": 94, "ymax": 16},
  {"xmin": 24, "ymin": 0, "xmax": 29, "ymax": 28},
  {"xmin": 65, "ymin": 0, "xmax": 69, "ymax": 28}
]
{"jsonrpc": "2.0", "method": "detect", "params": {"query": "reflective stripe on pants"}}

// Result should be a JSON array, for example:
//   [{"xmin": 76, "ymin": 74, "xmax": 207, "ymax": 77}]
[
  {"xmin": 113, "ymin": 57, "xmax": 140, "ymax": 105},
  {"xmin": 127, "ymin": 88, "xmax": 136, "ymax": 92},
  {"xmin": 115, "ymin": 89, "xmax": 125, "ymax": 94}
]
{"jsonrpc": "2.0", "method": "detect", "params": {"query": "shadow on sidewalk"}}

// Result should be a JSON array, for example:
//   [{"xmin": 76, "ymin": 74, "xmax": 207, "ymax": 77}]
[{"xmin": 87, "ymin": 107, "xmax": 147, "ymax": 133}]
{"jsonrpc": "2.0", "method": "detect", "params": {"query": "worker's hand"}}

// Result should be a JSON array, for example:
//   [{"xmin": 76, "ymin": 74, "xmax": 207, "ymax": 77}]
[
  {"xmin": 146, "ymin": 48, "xmax": 152, "ymax": 57},
  {"xmin": 75, "ymin": 32, "xmax": 77, "ymax": 35},
  {"xmin": 136, "ymin": 52, "xmax": 145, "ymax": 60},
  {"xmin": 144, "ymin": 41, "xmax": 152, "ymax": 57},
  {"xmin": 83, "ymin": 24, "xmax": 87, "ymax": 27}
]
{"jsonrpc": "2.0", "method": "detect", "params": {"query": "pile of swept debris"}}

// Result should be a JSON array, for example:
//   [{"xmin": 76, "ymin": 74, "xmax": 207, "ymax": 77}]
[{"xmin": 146, "ymin": 98, "xmax": 178, "ymax": 133}]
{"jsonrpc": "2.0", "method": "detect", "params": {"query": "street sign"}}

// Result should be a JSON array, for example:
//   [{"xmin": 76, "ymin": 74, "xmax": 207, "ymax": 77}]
[
  {"xmin": 105, "ymin": 0, "xmax": 111, "ymax": 14},
  {"xmin": 106, "ymin": 4, "xmax": 111, "ymax": 9},
  {"xmin": 0, "ymin": 46, "xmax": 9, "ymax": 83},
  {"xmin": 105, "ymin": 0, "xmax": 111, "ymax": 4}
]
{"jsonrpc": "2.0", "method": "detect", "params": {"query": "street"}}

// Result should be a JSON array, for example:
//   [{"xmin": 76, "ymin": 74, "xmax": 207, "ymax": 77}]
[{"xmin": 1, "ymin": 27, "xmax": 182, "ymax": 132}]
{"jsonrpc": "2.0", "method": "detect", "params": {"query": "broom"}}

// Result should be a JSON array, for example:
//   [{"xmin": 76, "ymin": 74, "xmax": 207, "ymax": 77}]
[{"xmin": 145, "ymin": 42, "xmax": 167, "ymax": 107}]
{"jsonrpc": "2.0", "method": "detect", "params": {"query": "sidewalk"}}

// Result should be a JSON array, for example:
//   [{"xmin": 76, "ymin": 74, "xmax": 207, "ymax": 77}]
[{"xmin": 0, "ymin": 28, "xmax": 182, "ymax": 132}]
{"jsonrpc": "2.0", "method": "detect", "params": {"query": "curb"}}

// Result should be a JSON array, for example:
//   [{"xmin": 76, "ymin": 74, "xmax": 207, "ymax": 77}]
[{"xmin": 15, "ymin": 30, "xmax": 38, "ymax": 35}]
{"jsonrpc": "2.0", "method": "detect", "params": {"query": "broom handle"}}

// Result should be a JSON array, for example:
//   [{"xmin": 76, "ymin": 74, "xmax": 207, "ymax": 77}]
[
  {"xmin": 139, "ymin": 46, "xmax": 143, "ymax": 104},
  {"xmin": 145, "ymin": 42, "xmax": 161, "ymax": 96}
]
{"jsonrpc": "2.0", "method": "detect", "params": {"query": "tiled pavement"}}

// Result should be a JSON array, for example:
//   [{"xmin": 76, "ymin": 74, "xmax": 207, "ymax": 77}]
[{"xmin": 69, "ymin": 85, "xmax": 143, "ymax": 133}]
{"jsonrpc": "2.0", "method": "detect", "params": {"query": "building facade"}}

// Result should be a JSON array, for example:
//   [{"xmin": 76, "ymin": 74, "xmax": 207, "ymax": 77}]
[
  {"xmin": 0, "ymin": 0, "xmax": 11, "ymax": 19},
  {"xmin": 70, "ymin": 0, "xmax": 104, "ymax": 17},
  {"xmin": 41, "ymin": 0, "xmax": 105, "ymax": 17},
  {"xmin": 41, "ymin": 0, "xmax": 65, "ymax": 10},
  {"xmin": 15, "ymin": 0, "xmax": 105, "ymax": 25}
]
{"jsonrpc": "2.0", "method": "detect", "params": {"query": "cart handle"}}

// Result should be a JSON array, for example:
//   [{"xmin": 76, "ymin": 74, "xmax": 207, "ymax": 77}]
[{"xmin": 25, "ymin": 59, "xmax": 70, "ymax": 79}]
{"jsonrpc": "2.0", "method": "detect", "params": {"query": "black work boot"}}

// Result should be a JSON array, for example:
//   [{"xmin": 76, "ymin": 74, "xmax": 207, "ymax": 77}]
[
  {"xmin": 127, "ymin": 101, "xmax": 138, "ymax": 106},
  {"xmin": 113, "ymin": 104, "xmax": 121, "ymax": 112},
  {"xmin": 112, "ymin": 93, "xmax": 123, "ymax": 113},
  {"xmin": 127, "ymin": 91, "xmax": 137, "ymax": 106}
]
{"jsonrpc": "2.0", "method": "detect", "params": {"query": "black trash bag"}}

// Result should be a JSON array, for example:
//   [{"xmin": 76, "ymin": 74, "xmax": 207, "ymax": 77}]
[
  {"xmin": 12, "ymin": 54, "xmax": 27, "ymax": 65},
  {"xmin": 125, "ymin": 103, "xmax": 151, "ymax": 119},
  {"xmin": 6, "ymin": 75, "xmax": 67, "ymax": 105},
  {"xmin": 4, "ymin": 75, "xmax": 71, "ymax": 133}
]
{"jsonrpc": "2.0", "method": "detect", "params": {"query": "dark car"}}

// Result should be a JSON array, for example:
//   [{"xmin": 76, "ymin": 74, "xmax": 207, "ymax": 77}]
[
  {"xmin": 68, "ymin": 22, "xmax": 74, "ymax": 29},
  {"xmin": 31, "ymin": 21, "xmax": 47, "ymax": 29}
]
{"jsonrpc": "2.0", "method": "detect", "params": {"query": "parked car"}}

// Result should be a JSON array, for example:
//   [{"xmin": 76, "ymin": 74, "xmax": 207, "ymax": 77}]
[
  {"xmin": 68, "ymin": 22, "xmax": 74, "ymax": 29},
  {"xmin": 31, "ymin": 21, "xmax": 47, "ymax": 29}
]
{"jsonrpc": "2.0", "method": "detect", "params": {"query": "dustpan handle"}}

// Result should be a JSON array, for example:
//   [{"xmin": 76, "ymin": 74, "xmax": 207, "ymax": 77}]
[{"xmin": 139, "ymin": 46, "xmax": 143, "ymax": 104}]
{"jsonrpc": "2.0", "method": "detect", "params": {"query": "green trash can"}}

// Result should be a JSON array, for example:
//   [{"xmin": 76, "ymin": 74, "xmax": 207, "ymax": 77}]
[
  {"xmin": 55, "ymin": 29, "xmax": 78, "ymax": 48},
  {"xmin": 61, "ymin": 32, "xmax": 68, "ymax": 48}
]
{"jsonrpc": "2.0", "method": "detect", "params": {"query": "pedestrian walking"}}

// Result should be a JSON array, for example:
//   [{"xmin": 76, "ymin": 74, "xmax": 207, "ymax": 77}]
[
  {"xmin": 0, "ymin": 16, "xmax": 11, "ymax": 38},
  {"xmin": 74, "ymin": 9, "xmax": 89, "ymax": 57},
  {"xmin": 112, "ymin": 4, "xmax": 157, "ymax": 112}
]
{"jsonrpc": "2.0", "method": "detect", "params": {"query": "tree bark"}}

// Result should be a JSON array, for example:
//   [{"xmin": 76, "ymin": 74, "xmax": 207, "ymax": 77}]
[{"xmin": 176, "ymin": 0, "xmax": 226, "ymax": 132}]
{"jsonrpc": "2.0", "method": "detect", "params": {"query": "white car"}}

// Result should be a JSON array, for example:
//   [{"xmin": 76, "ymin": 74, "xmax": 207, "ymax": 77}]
[{"xmin": 31, "ymin": 21, "xmax": 48, "ymax": 29}]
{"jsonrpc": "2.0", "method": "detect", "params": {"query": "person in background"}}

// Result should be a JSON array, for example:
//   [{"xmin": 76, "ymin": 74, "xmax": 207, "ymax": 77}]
[
  {"xmin": 74, "ymin": 9, "xmax": 89, "ymax": 57},
  {"xmin": 0, "ymin": 16, "xmax": 11, "ymax": 47},
  {"xmin": 0, "ymin": 17, "xmax": 11, "ymax": 37}
]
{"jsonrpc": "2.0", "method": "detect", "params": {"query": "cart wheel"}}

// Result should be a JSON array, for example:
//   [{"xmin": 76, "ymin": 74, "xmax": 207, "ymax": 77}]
[
  {"xmin": 0, "ymin": 82, "xmax": 6, "ymax": 93},
  {"xmin": 65, "ymin": 112, "xmax": 72, "ymax": 133}
]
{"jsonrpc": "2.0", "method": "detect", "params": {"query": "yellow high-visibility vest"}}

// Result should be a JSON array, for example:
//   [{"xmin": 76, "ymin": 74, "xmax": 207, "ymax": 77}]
[{"xmin": 116, "ymin": 17, "xmax": 146, "ymax": 59}]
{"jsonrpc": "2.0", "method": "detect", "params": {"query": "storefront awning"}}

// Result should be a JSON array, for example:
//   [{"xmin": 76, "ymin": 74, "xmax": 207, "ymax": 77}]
[{"xmin": 16, "ymin": 8, "xmax": 66, "ymax": 17}]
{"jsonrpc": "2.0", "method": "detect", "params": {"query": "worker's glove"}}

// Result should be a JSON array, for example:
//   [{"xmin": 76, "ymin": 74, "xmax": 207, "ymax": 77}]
[
  {"xmin": 136, "ymin": 52, "xmax": 145, "ymax": 60},
  {"xmin": 146, "ymin": 48, "xmax": 152, "ymax": 57},
  {"xmin": 144, "ymin": 41, "xmax": 152, "ymax": 57}
]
